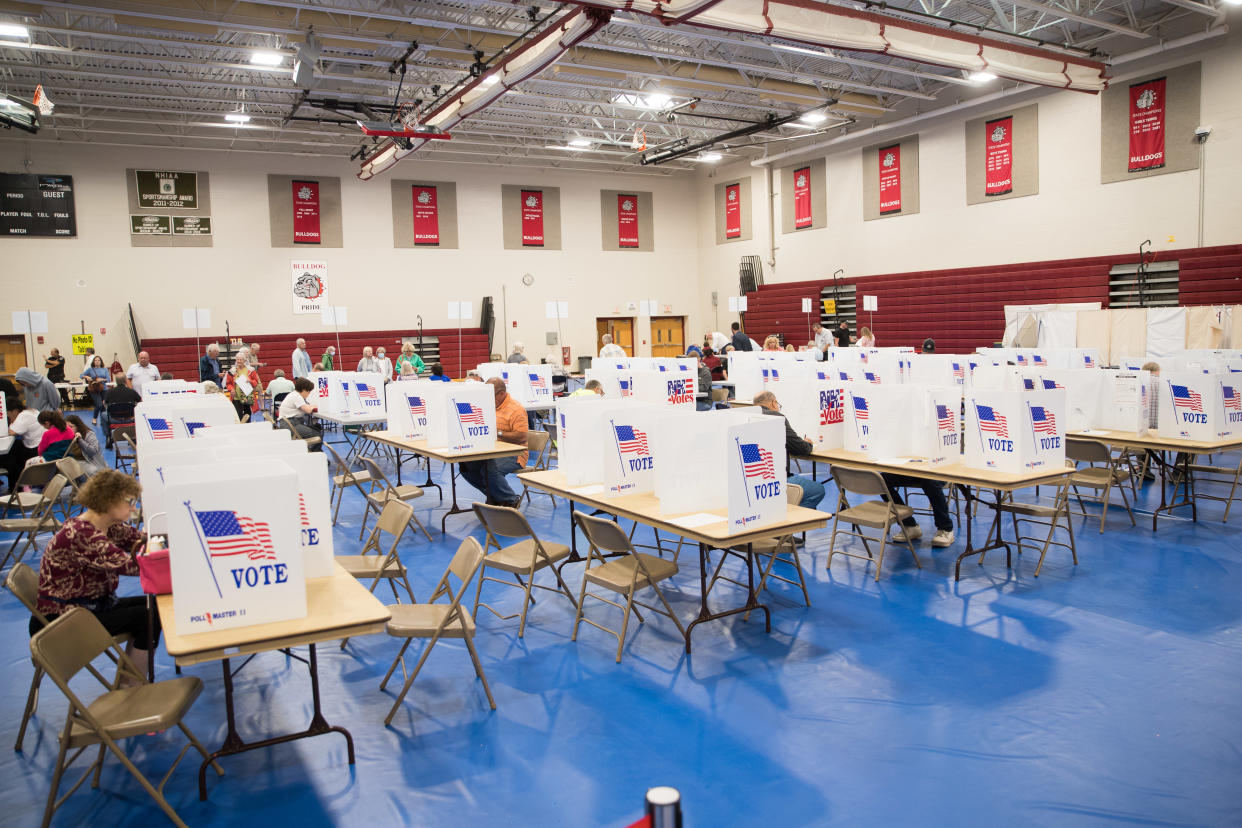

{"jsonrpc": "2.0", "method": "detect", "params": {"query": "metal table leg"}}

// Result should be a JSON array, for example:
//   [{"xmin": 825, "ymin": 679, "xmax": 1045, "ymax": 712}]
[
  {"xmin": 684, "ymin": 541, "xmax": 770, "ymax": 654},
  {"xmin": 953, "ymin": 486, "xmax": 1012, "ymax": 581}
]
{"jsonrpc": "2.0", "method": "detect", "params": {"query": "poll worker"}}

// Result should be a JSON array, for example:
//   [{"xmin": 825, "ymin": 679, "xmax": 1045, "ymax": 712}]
[
  {"xmin": 599, "ymin": 334, "xmax": 626, "ymax": 359},
  {"xmin": 31, "ymin": 470, "xmax": 159, "ymax": 681},
  {"xmin": 459, "ymin": 378, "xmax": 528, "ymax": 509},
  {"xmin": 396, "ymin": 342, "xmax": 425, "ymax": 376},
  {"xmin": 199, "ymin": 343, "xmax": 224, "ymax": 387},
  {"xmin": 730, "ymin": 322, "xmax": 752, "ymax": 352},
  {"xmin": 833, "ymin": 321, "xmax": 851, "ymax": 347},
  {"xmin": 883, "ymin": 476, "xmax": 955, "ymax": 547},
  {"xmin": 45, "ymin": 347, "xmax": 67, "ymax": 384},
  {"xmin": 357, "ymin": 346, "xmax": 382, "ymax": 374},
  {"xmin": 292, "ymin": 337, "xmax": 313, "ymax": 378},
  {"xmin": 570, "ymin": 379, "xmax": 605, "ymax": 397},
  {"xmin": 15, "ymin": 366, "xmax": 60, "ymax": 412},
  {"xmin": 278, "ymin": 377, "xmax": 323, "ymax": 447},
  {"xmin": 814, "ymin": 323, "xmax": 834, "ymax": 353},
  {"xmin": 375, "ymin": 346, "xmax": 393, "ymax": 382},
  {"xmin": 125, "ymin": 351, "xmax": 161, "ymax": 397},
  {"xmin": 752, "ymin": 391, "xmax": 825, "ymax": 509},
  {"xmin": 706, "ymin": 330, "xmax": 730, "ymax": 352},
  {"xmin": 320, "ymin": 345, "xmax": 337, "ymax": 371},
  {"xmin": 5, "ymin": 396, "xmax": 44, "ymax": 489}
]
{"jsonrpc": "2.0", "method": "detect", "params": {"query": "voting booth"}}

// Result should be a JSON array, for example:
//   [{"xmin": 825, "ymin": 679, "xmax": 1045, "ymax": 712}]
[
  {"xmin": 135, "ymin": 395, "xmax": 238, "ymax": 444},
  {"xmin": 1093, "ymin": 370, "xmax": 1151, "ymax": 434},
  {"xmin": 556, "ymin": 396, "xmax": 607, "ymax": 485},
  {"xmin": 141, "ymin": 379, "xmax": 201, "ymax": 397},
  {"xmin": 651, "ymin": 407, "xmax": 766, "ymax": 516},
  {"xmin": 584, "ymin": 367, "xmax": 635, "ymax": 399},
  {"xmin": 515, "ymin": 364, "xmax": 555, "ymax": 407},
  {"xmin": 163, "ymin": 460, "xmax": 307, "ymax": 634},
  {"xmin": 724, "ymin": 416, "xmax": 788, "ymax": 532},
  {"xmin": 386, "ymin": 379, "xmax": 434, "ymax": 440},
  {"xmin": 310, "ymin": 371, "xmax": 386, "ymax": 417},
  {"xmin": 629, "ymin": 369, "xmax": 697, "ymax": 409},
  {"xmin": 963, "ymin": 390, "xmax": 1066, "ymax": 474},
  {"xmin": 424, "ymin": 381, "xmax": 496, "ymax": 452},
  {"xmin": 1157, "ymin": 373, "xmax": 1239, "ymax": 441},
  {"xmin": 780, "ymin": 377, "xmax": 847, "ymax": 450},
  {"xmin": 844, "ymin": 384, "xmax": 958, "ymax": 462}
]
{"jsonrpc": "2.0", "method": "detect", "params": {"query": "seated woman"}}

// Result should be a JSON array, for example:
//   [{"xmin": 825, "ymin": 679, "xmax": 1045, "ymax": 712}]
[
  {"xmin": 65, "ymin": 414, "xmax": 106, "ymax": 475},
  {"xmin": 31, "ymin": 470, "xmax": 159, "ymax": 678},
  {"xmin": 35, "ymin": 409, "xmax": 77, "ymax": 462},
  {"xmin": 224, "ymin": 353, "xmax": 264, "ymax": 422},
  {"xmin": 762, "ymin": 335, "xmax": 782, "ymax": 352},
  {"xmin": 5, "ymin": 397, "xmax": 45, "ymax": 489},
  {"xmin": 277, "ymin": 377, "xmax": 323, "ymax": 448},
  {"xmin": 428, "ymin": 363, "xmax": 451, "ymax": 382},
  {"xmin": 857, "ymin": 326, "xmax": 875, "ymax": 348}
]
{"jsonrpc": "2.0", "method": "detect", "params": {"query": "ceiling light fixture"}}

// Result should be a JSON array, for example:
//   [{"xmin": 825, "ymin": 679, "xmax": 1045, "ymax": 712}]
[
  {"xmin": 250, "ymin": 51, "xmax": 284, "ymax": 66},
  {"xmin": 644, "ymin": 92, "xmax": 671, "ymax": 109},
  {"xmin": 696, "ymin": 152, "xmax": 722, "ymax": 162},
  {"xmin": 970, "ymin": 71, "xmax": 998, "ymax": 83},
  {"xmin": 481, "ymin": 75, "xmax": 500, "ymax": 86},
  {"xmin": 772, "ymin": 42, "xmax": 824, "ymax": 58},
  {"xmin": 568, "ymin": 137, "xmax": 592, "ymax": 148},
  {"xmin": 799, "ymin": 111, "xmax": 828, "ymax": 124},
  {"xmin": 224, "ymin": 112, "xmax": 251, "ymax": 123},
  {"xmin": 0, "ymin": 23, "xmax": 29, "ymax": 39}
]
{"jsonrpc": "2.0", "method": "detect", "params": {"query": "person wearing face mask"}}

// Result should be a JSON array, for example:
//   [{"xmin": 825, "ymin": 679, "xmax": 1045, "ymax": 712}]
[
  {"xmin": 320, "ymin": 345, "xmax": 336, "ymax": 371},
  {"xmin": 375, "ymin": 346, "xmax": 393, "ymax": 382}
]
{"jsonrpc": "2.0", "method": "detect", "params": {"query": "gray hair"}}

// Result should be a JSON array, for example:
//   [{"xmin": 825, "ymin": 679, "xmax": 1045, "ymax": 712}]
[{"xmin": 752, "ymin": 391, "xmax": 777, "ymax": 407}]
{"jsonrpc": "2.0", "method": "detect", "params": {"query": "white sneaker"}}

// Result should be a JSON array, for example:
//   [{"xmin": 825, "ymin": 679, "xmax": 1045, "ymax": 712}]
[
  {"xmin": 931, "ymin": 529, "xmax": 955, "ymax": 547},
  {"xmin": 892, "ymin": 525, "xmax": 922, "ymax": 542}
]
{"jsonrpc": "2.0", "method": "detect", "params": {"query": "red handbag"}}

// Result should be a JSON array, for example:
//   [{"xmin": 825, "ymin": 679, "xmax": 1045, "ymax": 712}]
[{"xmin": 137, "ymin": 547, "xmax": 172, "ymax": 595}]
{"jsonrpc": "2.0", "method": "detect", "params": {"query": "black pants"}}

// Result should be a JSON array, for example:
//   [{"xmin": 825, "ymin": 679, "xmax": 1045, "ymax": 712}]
[
  {"xmin": 30, "ymin": 596, "xmax": 161, "ymax": 650},
  {"xmin": 882, "ymin": 474, "xmax": 954, "ymax": 532},
  {"xmin": 5, "ymin": 441, "xmax": 38, "ymax": 489}
]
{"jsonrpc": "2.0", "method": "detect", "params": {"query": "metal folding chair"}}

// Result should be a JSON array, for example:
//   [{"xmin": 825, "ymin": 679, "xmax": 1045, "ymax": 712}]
[{"xmin": 827, "ymin": 467, "xmax": 921, "ymax": 582}]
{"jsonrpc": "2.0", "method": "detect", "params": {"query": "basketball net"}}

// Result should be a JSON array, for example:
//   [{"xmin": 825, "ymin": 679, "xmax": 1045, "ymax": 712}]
[
  {"xmin": 630, "ymin": 126, "xmax": 646, "ymax": 151},
  {"xmin": 32, "ymin": 84, "xmax": 54, "ymax": 115}
]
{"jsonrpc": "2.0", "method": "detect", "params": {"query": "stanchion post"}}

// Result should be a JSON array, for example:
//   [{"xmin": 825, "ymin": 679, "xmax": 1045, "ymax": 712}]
[{"xmin": 646, "ymin": 786, "xmax": 682, "ymax": 828}]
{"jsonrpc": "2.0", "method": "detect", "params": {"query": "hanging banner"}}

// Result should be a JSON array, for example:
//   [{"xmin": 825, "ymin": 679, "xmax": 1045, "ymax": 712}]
[
  {"xmin": 291, "ymin": 260, "xmax": 328, "ymax": 315},
  {"xmin": 793, "ymin": 166, "xmax": 812, "ymax": 228},
  {"xmin": 617, "ymin": 194, "xmax": 639, "ymax": 248},
  {"xmin": 1128, "ymin": 77, "xmax": 1166, "ymax": 172},
  {"xmin": 724, "ymin": 183, "xmax": 741, "ymax": 238},
  {"xmin": 520, "ymin": 189, "xmax": 544, "ymax": 246},
  {"xmin": 291, "ymin": 179, "xmax": 321, "ymax": 244},
  {"xmin": 984, "ymin": 116, "xmax": 1014, "ymax": 196},
  {"xmin": 878, "ymin": 144, "xmax": 902, "ymax": 214},
  {"xmin": 412, "ymin": 185, "xmax": 440, "ymax": 245}
]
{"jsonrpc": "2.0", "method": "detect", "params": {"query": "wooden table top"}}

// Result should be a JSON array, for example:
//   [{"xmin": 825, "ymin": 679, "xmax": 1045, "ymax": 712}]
[
  {"xmin": 1068, "ymin": 429, "xmax": 1242, "ymax": 454},
  {"xmin": 315, "ymin": 412, "xmax": 389, "ymax": 426},
  {"xmin": 156, "ymin": 562, "xmax": 390, "ymax": 666},
  {"xmin": 516, "ymin": 469, "xmax": 829, "ymax": 547},
  {"xmin": 363, "ymin": 430, "xmax": 527, "ymax": 462},
  {"xmin": 806, "ymin": 447, "xmax": 1071, "ymax": 490}
]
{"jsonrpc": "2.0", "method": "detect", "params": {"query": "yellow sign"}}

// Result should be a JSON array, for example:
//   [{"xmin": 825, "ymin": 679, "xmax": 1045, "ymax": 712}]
[
  {"xmin": 71, "ymin": 334, "xmax": 94, "ymax": 355},
  {"xmin": 822, "ymin": 299, "xmax": 837, "ymax": 315}
]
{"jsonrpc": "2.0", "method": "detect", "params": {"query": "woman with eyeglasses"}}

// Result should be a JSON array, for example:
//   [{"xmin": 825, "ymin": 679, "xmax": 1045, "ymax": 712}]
[{"xmin": 30, "ymin": 469, "xmax": 159, "ymax": 679}]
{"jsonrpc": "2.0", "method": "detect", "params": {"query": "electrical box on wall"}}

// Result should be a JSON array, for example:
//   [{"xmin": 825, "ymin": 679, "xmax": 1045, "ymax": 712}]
[{"xmin": 546, "ymin": 332, "xmax": 558, "ymax": 345}]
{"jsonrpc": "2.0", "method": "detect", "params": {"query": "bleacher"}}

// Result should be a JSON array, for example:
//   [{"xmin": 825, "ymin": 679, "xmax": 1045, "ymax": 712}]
[
  {"xmin": 139, "ymin": 327, "xmax": 492, "ymax": 381},
  {"xmin": 742, "ymin": 243, "xmax": 1242, "ymax": 354}
]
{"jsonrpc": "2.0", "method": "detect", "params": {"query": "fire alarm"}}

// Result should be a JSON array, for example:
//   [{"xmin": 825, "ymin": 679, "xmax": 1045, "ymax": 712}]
[
  {"xmin": 100, "ymin": 327, "xmax": 106, "ymax": 334},
  {"xmin": 512, "ymin": 321, "xmax": 517, "ymax": 327}
]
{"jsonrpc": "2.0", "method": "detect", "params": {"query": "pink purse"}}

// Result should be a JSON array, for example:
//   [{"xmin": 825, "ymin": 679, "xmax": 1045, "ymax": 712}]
[{"xmin": 137, "ymin": 548, "xmax": 172, "ymax": 595}]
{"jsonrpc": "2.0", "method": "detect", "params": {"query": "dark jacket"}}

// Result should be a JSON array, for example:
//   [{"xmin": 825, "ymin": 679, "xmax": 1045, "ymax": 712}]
[
  {"xmin": 761, "ymin": 407, "xmax": 812, "ymax": 457},
  {"xmin": 731, "ymin": 331, "xmax": 752, "ymax": 352},
  {"xmin": 199, "ymin": 353, "xmax": 223, "ymax": 386},
  {"xmin": 697, "ymin": 364, "xmax": 712, "ymax": 395}
]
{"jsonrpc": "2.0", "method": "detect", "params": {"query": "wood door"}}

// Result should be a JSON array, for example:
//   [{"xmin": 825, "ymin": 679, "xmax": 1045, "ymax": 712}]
[
  {"xmin": 650, "ymin": 316, "xmax": 685, "ymax": 358},
  {"xmin": 596, "ymin": 317, "xmax": 634, "ymax": 357},
  {"xmin": 0, "ymin": 336, "xmax": 27, "ymax": 376}
]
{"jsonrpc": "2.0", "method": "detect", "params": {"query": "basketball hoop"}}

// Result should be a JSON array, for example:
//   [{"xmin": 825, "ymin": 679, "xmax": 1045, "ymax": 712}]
[
  {"xmin": 31, "ymin": 84, "xmax": 53, "ymax": 116},
  {"xmin": 630, "ymin": 126, "xmax": 646, "ymax": 151}
]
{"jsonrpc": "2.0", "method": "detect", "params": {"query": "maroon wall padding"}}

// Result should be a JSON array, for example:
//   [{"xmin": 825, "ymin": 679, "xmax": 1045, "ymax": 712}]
[
  {"xmin": 140, "ymin": 328, "xmax": 491, "ymax": 382},
  {"xmin": 742, "ymin": 243, "xmax": 1242, "ymax": 354}
]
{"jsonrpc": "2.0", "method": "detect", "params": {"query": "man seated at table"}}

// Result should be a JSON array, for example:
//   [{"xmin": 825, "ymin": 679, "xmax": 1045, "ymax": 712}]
[
  {"xmin": 101, "ymin": 373, "xmax": 142, "ymax": 448},
  {"xmin": 882, "ymin": 475, "xmax": 955, "ymax": 547},
  {"xmin": 570, "ymin": 379, "xmax": 604, "ymax": 397},
  {"xmin": 460, "ymin": 378, "xmax": 528, "ymax": 509},
  {"xmin": 752, "ymin": 391, "xmax": 825, "ymax": 510},
  {"xmin": 266, "ymin": 369, "xmax": 296, "ymax": 408}
]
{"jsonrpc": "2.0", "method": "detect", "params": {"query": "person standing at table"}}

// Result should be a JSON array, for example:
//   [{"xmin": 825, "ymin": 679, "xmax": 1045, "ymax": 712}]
[
  {"xmin": 857, "ymin": 327, "xmax": 875, "ymax": 348},
  {"xmin": 459, "ymin": 378, "xmax": 528, "ymax": 509},
  {"xmin": 224, "ymin": 353, "xmax": 264, "ymax": 421},
  {"xmin": 396, "ymin": 342, "xmax": 425, "ymax": 376},
  {"xmin": 125, "ymin": 351, "xmax": 160, "ymax": 398},
  {"xmin": 833, "ymin": 320, "xmax": 851, "ymax": 347},
  {"xmin": 247, "ymin": 342, "xmax": 267, "ymax": 371},
  {"xmin": 15, "ymin": 367, "xmax": 61, "ymax": 412},
  {"xmin": 199, "ymin": 343, "xmax": 224, "ymax": 387},
  {"xmin": 80, "ymin": 355, "xmax": 110, "ymax": 425},
  {"xmin": 375, "ymin": 346, "xmax": 393, "ymax": 383},
  {"xmin": 357, "ymin": 346, "xmax": 383, "ymax": 374},
  {"xmin": 730, "ymin": 322, "xmax": 752, "ymax": 352},
  {"xmin": 599, "ymin": 334, "xmax": 626, "ymax": 359},
  {"xmin": 31, "ymin": 470, "xmax": 159, "ymax": 681},
  {"xmin": 752, "ymin": 391, "xmax": 825, "ymax": 509},
  {"xmin": 45, "ymin": 347, "xmax": 68, "ymax": 406},
  {"xmin": 292, "ymin": 338, "xmax": 313, "ymax": 379}
]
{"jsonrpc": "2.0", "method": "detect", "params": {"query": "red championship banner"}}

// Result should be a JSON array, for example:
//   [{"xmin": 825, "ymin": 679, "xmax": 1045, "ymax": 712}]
[
  {"xmin": 520, "ymin": 189, "xmax": 544, "ymax": 246},
  {"xmin": 412, "ymin": 185, "xmax": 440, "ymax": 245},
  {"xmin": 1128, "ymin": 77, "xmax": 1166, "ymax": 172},
  {"xmin": 984, "ymin": 116, "xmax": 1014, "ymax": 196},
  {"xmin": 724, "ymin": 183, "xmax": 741, "ymax": 238},
  {"xmin": 617, "ymin": 194, "xmax": 639, "ymax": 248},
  {"xmin": 292, "ymin": 179, "xmax": 321, "ymax": 244},
  {"xmin": 793, "ymin": 166, "xmax": 812, "ymax": 228},
  {"xmin": 878, "ymin": 145, "xmax": 901, "ymax": 214}
]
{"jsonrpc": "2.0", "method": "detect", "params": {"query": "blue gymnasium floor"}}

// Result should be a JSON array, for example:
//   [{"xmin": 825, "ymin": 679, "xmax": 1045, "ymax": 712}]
[{"xmin": 2, "ymin": 423, "xmax": 1241, "ymax": 827}]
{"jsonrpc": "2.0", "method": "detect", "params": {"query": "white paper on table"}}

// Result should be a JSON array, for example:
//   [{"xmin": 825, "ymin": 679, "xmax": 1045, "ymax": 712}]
[
  {"xmin": 570, "ymin": 484, "xmax": 605, "ymax": 495},
  {"xmin": 669, "ymin": 512, "xmax": 727, "ymax": 529}
]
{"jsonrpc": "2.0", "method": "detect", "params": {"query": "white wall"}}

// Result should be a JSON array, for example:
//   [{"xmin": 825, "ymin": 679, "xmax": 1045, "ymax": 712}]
[
  {"xmin": 696, "ymin": 29, "xmax": 1242, "ymax": 333},
  {"xmin": 0, "ymin": 142, "xmax": 700, "ymax": 368}
]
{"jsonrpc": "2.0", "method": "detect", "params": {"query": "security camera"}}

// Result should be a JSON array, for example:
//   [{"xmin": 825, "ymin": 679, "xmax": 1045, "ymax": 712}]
[{"xmin": 1193, "ymin": 125, "xmax": 1212, "ymax": 143}]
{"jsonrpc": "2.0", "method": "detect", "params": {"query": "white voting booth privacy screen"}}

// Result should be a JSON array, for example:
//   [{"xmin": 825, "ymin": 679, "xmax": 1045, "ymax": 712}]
[
  {"xmin": 310, "ymin": 371, "xmax": 386, "ymax": 417},
  {"xmin": 386, "ymin": 379, "xmax": 434, "ymax": 440},
  {"xmin": 135, "ymin": 396, "xmax": 238, "ymax": 445},
  {"xmin": 781, "ymin": 379, "xmax": 847, "ymax": 450},
  {"xmin": 843, "ymin": 384, "xmax": 958, "ymax": 462},
  {"xmin": 1096, "ymin": 371, "xmax": 1150, "ymax": 434},
  {"xmin": 1157, "ymin": 374, "xmax": 1240, "ymax": 441},
  {"xmin": 164, "ymin": 461, "xmax": 307, "ymax": 635},
  {"xmin": 653, "ymin": 407, "xmax": 766, "ymax": 516},
  {"xmin": 725, "ymin": 417, "xmax": 788, "ymax": 532},
  {"xmin": 600, "ymin": 403, "xmax": 669, "ymax": 496},
  {"xmin": 425, "ymin": 381, "xmax": 496, "ymax": 452},
  {"xmin": 630, "ymin": 370, "xmax": 696, "ymax": 408},
  {"xmin": 963, "ymin": 390, "xmax": 1066, "ymax": 474},
  {"xmin": 142, "ymin": 379, "xmax": 201, "ymax": 397}
]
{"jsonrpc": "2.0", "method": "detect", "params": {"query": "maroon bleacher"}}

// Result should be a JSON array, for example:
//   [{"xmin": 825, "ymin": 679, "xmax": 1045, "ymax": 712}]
[
  {"xmin": 140, "ymin": 328, "xmax": 492, "ymax": 382},
  {"xmin": 742, "ymin": 243, "xmax": 1242, "ymax": 355}
]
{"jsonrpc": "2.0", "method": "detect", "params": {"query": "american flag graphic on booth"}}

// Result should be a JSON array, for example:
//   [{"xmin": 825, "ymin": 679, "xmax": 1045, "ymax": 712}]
[
  {"xmin": 740, "ymin": 442, "xmax": 776, "ymax": 480},
  {"xmin": 407, "ymin": 395, "xmax": 426, "ymax": 417},
  {"xmin": 952, "ymin": 363, "xmax": 965, "ymax": 382},
  {"xmin": 1030, "ymin": 406, "xmax": 1057, "ymax": 435},
  {"xmin": 1223, "ymin": 386, "xmax": 1241, "ymax": 412},
  {"xmin": 298, "ymin": 493, "xmax": 311, "ymax": 527},
  {"xmin": 614, "ymin": 424, "xmax": 649, "ymax": 455},
  {"xmin": 183, "ymin": 420, "xmax": 209, "ymax": 436},
  {"xmin": 975, "ymin": 404, "xmax": 1009, "ymax": 438},
  {"xmin": 1016, "ymin": 355, "xmax": 1028, "ymax": 366},
  {"xmin": 528, "ymin": 373, "xmax": 547, "ymax": 390},
  {"xmin": 1033, "ymin": 354, "xmax": 1047, "ymax": 366},
  {"xmin": 356, "ymin": 382, "xmax": 378, "ymax": 399},
  {"xmin": 193, "ymin": 509, "xmax": 277, "ymax": 561},
  {"xmin": 1170, "ymin": 384, "xmax": 1203, "ymax": 412},
  {"xmin": 1023, "ymin": 379, "xmax": 1035, "ymax": 390},
  {"xmin": 456, "ymin": 401, "xmax": 485, "ymax": 425},
  {"xmin": 1084, "ymin": 355, "xmax": 1096, "ymax": 368},
  {"xmin": 852, "ymin": 395, "xmax": 870, "ymax": 421},
  {"xmin": 1042, "ymin": 379, "xmax": 1064, "ymax": 390},
  {"xmin": 317, "ymin": 376, "xmax": 329, "ymax": 397},
  {"xmin": 619, "ymin": 379, "xmax": 632, "ymax": 397},
  {"xmin": 864, "ymin": 372, "xmax": 881, "ymax": 385},
  {"xmin": 770, "ymin": 368, "xmax": 780, "ymax": 381},
  {"xmin": 145, "ymin": 416, "xmax": 174, "ymax": 440},
  {"xmin": 936, "ymin": 404, "xmax": 955, "ymax": 431}
]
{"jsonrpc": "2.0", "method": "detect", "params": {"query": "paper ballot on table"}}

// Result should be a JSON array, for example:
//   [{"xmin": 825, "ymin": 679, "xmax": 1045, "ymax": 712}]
[
  {"xmin": 164, "ymin": 461, "xmax": 307, "ymax": 635},
  {"xmin": 726, "ymin": 417, "xmax": 787, "ymax": 531},
  {"xmin": 963, "ymin": 389, "xmax": 1065, "ymax": 474},
  {"xmin": 387, "ymin": 379, "xmax": 434, "ymax": 439},
  {"xmin": 424, "ymin": 381, "xmax": 495, "ymax": 452},
  {"xmin": 1157, "ymin": 373, "xmax": 1239, "ymax": 440}
]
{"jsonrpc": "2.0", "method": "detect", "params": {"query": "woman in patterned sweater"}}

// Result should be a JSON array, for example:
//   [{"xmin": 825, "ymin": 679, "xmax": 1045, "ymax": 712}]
[{"xmin": 31, "ymin": 470, "xmax": 159, "ymax": 678}]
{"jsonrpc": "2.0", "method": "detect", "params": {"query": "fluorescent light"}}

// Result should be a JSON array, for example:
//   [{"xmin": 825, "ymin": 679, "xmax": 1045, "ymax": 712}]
[
  {"xmin": 772, "ymin": 42, "xmax": 824, "ymax": 58},
  {"xmin": 224, "ymin": 112, "xmax": 251, "ymax": 123},
  {"xmin": 568, "ymin": 137, "xmax": 592, "ymax": 148},
  {"xmin": 0, "ymin": 24, "xmax": 29, "ymax": 39},
  {"xmin": 799, "ymin": 111, "xmax": 828, "ymax": 125},
  {"xmin": 545, "ymin": 144, "xmax": 578, "ymax": 151},
  {"xmin": 644, "ymin": 92, "xmax": 671, "ymax": 109},
  {"xmin": 249, "ymin": 51, "xmax": 284, "ymax": 66},
  {"xmin": 481, "ymin": 75, "xmax": 500, "ymax": 86},
  {"xmin": 696, "ymin": 152, "xmax": 722, "ymax": 162},
  {"xmin": 970, "ymin": 71, "xmax": 997, "ymax": 83}
]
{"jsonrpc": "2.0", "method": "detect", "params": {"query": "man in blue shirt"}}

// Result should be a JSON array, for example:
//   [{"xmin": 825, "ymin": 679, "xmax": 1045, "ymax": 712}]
[
  {"xmin": 198, "ymin": 343, "xmax": 223, "ymax": 387},
  {"xmin": 292, "ymin": 338, "xmax": 313, "ymax": 378}
]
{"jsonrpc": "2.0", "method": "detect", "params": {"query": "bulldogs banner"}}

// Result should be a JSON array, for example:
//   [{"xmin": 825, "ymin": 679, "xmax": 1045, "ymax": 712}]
[
  {"xmin": 984, "ymin": 116, "xmax": 1014, "ymax": 196},
  {"xmin": 793, "ymin": 166, "xmax": 812, "ymax": 228},
  {"xmin": 1128, "ymin": 77, "xmax": 1166, "ymax": 172},
  {"xmin": 520, "ymin": 189, "xmax": 544, "ymax": 246},
  {"xmin": 617, "ymin": 194, "xmax": 639, "ymax": 248},
  {"xmin": 724, "ymin": 183, "xmax": 741, "ymax": 238},
  {"xmin": 412, "ymin": 185, "xmax": 440, "ymax": 245},
  {"xmin": 878, "ymin": 144, "xmax": 902, "ymax": 214},
  {"xmin": 291, "ymin": 179, "xmax": 321, "ymax": 244}
]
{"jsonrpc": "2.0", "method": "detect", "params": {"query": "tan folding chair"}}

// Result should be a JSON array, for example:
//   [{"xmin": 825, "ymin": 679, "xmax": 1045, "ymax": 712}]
[
  {"xmin": 472, "ymin": 502, "xmax": 578, "ymax": 637},
  {"xmin": 112, "ymin": 426, "xmax": 137, "ymax": 472},
  {"xmin": 357, "ymin": 456, "xmax": 432, "ymax": 542},
  {"xmin": 379, "ymin": 537, "xmax": 496, "ymax": 725},
  {"xmin": 994, "ymin": 474, "xmax": 1078, "ymax": 576},
  {"xmin": 544, "ymin": 420, "xmax": 558, "ymax": 464},
  {"xmin": 1186, "ymin": 451, "xmax": 1242, "ymax": 522},
  {"xmin": 30, "ymin": 608, "xmax": 222, "ymax": 828},
  {"xmin": 338, "ymin": 499, "xmax": 417, "ymax": 604},
  {"xmin": 572, "ymin": 512, "xmax": 685, "ymax": 662},
  {"xmin": 4, "ymin": 461, "xmax": 62, "ymax": 516},
  {"xmin": 707, "ymin": 483, "xmax": 810, "ymax": 607},
  {"xmin": 0, "ymin": 475, "xmax": 68, "ymax": 571},
  {"xmin": 54, "ymin": 456, "xmax": 89, "ymax": 518},
  {"xmin": 827, "ymin": 467, "xmax": 921, "ymax": 582},
  {"xmin": 519, "ymin": 429, "xmax": 554, "ymax": 506},
  {"xmin": 280, "ymin": 415, "xmax": 321, "ymax": 447},
  {"xmin": 322, "ymin": 443, "xmax": 373, "ymax": 526},
  {"xmin": 1067, "ymin": 437, "xmax": 1136, "ymax": 533}
]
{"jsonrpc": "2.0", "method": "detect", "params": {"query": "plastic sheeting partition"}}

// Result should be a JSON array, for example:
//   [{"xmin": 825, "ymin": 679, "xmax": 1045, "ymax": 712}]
[
  {"xmin": 1004, "ymin": 303, "xmax": 1100, "ymax": 348},
  {"xmin": 1076, "ymin": 309, "xmax": 1112, "ymax": 364},
  {"xmin": 1109, "ymin": 308, "xmax": 1147, "ymax": 364},
  {"xmin": 1146, "ymin": 307, "xmax": 1187, "ymax": 359}
]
